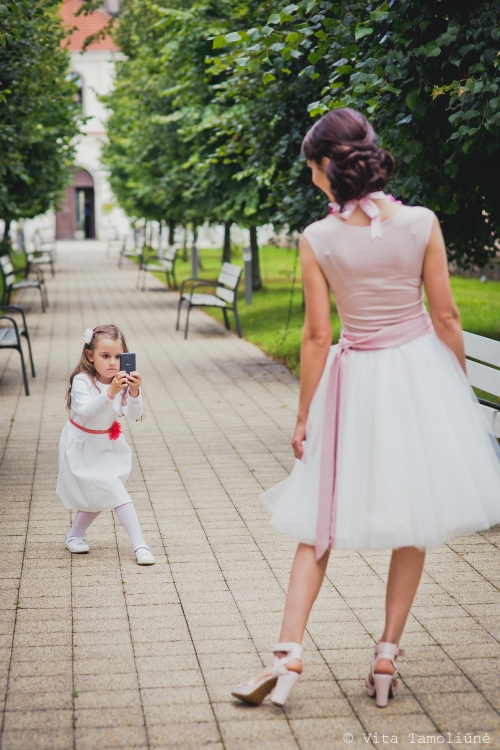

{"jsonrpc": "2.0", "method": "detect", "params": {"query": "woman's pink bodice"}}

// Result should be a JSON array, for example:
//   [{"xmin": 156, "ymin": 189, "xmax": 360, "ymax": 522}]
[{"xmin": 303, "ymin": 205, "xmax": 436, "ymax": 333}]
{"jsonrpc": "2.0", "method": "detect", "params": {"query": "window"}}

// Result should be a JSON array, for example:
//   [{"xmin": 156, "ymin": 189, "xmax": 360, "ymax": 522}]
[
  {"xmin": 103, "ymin": 0, "xmax": 121, "ymax": 15},
  {"xmin": 66, "ymin": 72, "xmax": 84, "ymax": 113}
]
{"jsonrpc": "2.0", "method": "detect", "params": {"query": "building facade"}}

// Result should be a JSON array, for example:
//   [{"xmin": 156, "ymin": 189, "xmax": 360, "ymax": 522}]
[{"xmin": 52, "ymin": 0, "xmax": 129, "ymax": 241}]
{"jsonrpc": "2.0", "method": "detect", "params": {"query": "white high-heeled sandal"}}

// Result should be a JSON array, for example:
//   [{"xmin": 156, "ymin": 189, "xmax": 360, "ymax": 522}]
[
  {"xmin": 231, "ymin": 642, "xmax": 302, "ymax": 707},
  {"xmin": 365, "ymin": 641, "xmax": 405, "ymax": 708}
]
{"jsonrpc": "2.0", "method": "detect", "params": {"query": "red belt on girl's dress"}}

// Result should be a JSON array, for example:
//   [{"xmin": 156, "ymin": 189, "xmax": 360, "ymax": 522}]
[
  {"xmin": 69, "ymin": 417, "xmax": 122, "ymax": 440},
  {"xmin": 315, "ymin": 311, "xmax": 434, "ymax": 561}
]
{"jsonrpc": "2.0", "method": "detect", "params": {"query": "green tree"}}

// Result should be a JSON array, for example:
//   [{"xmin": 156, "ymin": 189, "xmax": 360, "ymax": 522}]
[
  {"xmin": 100, "ymin": 0, "xmax": 281, "ymax": 289},
  {"xmin": 0, "ymin": 0, "xmax": 79, "ymax": 244},
  {"xmin": 216, "ymin": 0, "xmax": 500, "ymax": 267}
]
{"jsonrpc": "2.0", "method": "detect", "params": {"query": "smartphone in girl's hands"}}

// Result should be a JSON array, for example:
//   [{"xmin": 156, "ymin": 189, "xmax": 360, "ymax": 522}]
[{"xmin": 119, "ymin": 352, "xmax": 136, "ymax": 374}]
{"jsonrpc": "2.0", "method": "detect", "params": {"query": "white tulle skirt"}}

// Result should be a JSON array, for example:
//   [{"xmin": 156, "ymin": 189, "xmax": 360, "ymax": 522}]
[{"xmin": 261, "ymin": 332, "xmax": 500, "ymax": 550}]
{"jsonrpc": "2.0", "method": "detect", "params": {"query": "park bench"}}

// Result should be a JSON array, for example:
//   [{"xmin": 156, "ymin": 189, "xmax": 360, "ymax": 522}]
[
  {"xmin": 0, "ymin": 304, "xmax": 36, "ymax": 396},
  {"xmin": 176, "ymin": 262, "xmax": 243, "ymax": 339},
  {"xmin": 464, "ymin": 331, "xmax": 500, "ymax": 437},
  {"xmin": 138, "ymin": 245, "xmax": 179, "ymax": 291},
  {"xmin": 0, "ymin": 255, "xmax": 48, "ymax": 312},
  {"xmin": 30, "ymin": 234, "xmax": 56, "ymax": 277},
  {"xmin": 118, "ymin": 238, "xmax": 141, "ymax": 268}
]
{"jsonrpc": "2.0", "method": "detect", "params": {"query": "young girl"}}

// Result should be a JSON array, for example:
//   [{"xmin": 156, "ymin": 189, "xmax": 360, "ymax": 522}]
[{"xmin": 56, "ymin": 323, "xmax": 155, "ymax": 565}]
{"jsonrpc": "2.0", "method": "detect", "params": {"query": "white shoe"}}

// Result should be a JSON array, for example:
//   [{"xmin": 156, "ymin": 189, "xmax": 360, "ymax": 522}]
[
  {"xmin": 232, "ymin": 642, "xmax": 302, "ymax": 707},
  {"xmin": 65, "ymin": 536, "xmax": 90, "ymax": 553},
  {"xmin": 135, "ymin": 547, "xmax": 155, "ymax": 565},
  {"xmin": 365, "ymin": 641, "xmax": 405, "ymax": 708}
]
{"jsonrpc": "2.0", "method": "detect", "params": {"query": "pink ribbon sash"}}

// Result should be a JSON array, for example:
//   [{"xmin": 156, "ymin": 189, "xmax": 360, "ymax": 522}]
[{"xmin": 315, "ymin": 311, "xmax": 434, "ymax": 561}]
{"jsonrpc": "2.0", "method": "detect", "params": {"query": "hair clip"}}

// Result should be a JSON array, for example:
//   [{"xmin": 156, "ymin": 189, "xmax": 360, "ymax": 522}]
[{"xmin": 83, "ymin": 328, "xmax": 94, "ymax": 345}]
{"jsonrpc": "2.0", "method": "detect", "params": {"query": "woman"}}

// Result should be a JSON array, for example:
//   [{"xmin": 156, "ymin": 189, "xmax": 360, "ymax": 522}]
[{"xmin": 232, "ymin": 109, "xmax": 500, "ymax": 709}]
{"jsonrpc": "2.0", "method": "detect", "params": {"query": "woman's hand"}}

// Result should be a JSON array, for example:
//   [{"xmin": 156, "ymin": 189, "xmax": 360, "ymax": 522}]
[
  {"xmin": 291, "ymin": 420, "xmax": 307, "ymax": 459},
  {"xmin": 107, "ymin": 371, "xmax": 129, "ymax": 399},
  {"xmin": 127, "ymin": 371, "xmax": 142, "ymax": 398}
]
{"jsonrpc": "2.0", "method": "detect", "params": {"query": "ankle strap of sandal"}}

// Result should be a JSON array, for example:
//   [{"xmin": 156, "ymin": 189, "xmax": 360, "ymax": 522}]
[
  {"xmin": 375, "ymin": 642, "xmax": 405, "ymax": 658},
  {"xmin": 272, "ymin": 642, "xmax": 303, "ymax": 661},
  {"xmin": 373, "ymin": 641, "xmax": 405, "ymax": 671}
]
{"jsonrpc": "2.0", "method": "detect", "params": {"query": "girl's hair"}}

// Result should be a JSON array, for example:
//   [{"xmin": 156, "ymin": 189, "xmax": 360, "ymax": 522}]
[
  {"xmin": 301, "ymin": 108, "xmax": 395, "ymax": 210},
  {"xmin": 66, "ymin": 323, "xmax": 129, "ymax": 412}
]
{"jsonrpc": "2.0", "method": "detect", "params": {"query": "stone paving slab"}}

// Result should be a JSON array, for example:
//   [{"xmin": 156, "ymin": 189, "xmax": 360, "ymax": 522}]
[{"xmin": 0, "ymin": 242, "xmax": 499, "ymax": 749}]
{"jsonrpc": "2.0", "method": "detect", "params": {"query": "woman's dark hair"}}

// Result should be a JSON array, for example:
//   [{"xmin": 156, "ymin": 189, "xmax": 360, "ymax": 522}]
[{"xmin": 301, "ymin": 108, "xmax": 395, "ymax": 209}]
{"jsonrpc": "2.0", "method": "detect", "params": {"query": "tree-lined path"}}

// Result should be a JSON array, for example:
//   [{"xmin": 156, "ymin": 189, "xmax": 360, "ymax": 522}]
[{"xmin": 1, "ymin": 244, "xmax": 500, "ymax": 750}]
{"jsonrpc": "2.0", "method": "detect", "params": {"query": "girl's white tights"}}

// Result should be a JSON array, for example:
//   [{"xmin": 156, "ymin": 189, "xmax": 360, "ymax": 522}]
[{"xmin": 68, "ymin": 503, "xmax": 149, "ymax": 552}]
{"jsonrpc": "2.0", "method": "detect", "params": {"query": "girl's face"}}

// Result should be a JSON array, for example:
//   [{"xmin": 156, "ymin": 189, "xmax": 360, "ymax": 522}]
[
  {"xmin": 86, "ymin": 337, "xmax": 124, "ymax": 383},
  {"xmin": 308, "ymin": 157, "xmax": 334, "ymax": 200}
]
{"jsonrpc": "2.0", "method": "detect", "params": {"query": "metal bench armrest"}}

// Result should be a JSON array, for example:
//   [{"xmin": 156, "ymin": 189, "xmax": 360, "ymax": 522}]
[
  {"xmin": 0, "ymin": 304, "xmax": 28, "ymax": 330},
  {"xmin": 180, "ymin": 276, "xmax": 213, "ymax": 295},
  {"xmin": 188, "ymin": 281, "xmax": 220, "ymax": 300},
  {"xmin": 0, "ymin": 315, "xmax": 21, "ymax": 341}
]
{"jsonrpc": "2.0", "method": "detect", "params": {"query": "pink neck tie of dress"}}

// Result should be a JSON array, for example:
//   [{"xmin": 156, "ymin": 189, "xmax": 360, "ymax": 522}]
[
  {"xmin": 314, "ymin": 312, "xmax": 434, "ymax": 561},
  {"xmin": 329, "ymin": 192, "xmax": 400, "ymax": 240}
]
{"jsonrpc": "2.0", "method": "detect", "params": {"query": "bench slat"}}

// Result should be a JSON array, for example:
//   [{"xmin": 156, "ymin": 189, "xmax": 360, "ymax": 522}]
[
  {"xmin": 216, "ymin": 287, "xmax": 235, "ymax": 304},
  {"xmin": 464, "ymin": 331, "xmax": 500, "ymax": 368},
  {"xmin": 221, "ymin": 262, "xmax": 241, "ymax": 277},
  {"xmin": 217, "ymin": 271, "xmax": 240, "ymax": 289},
  {"xmin": 0, "ymin": 328, "xmax": 17, "ymax": 345},
  {"xmin": 466, "ymin": 359, "xmax": 500, "ymax": 398}
]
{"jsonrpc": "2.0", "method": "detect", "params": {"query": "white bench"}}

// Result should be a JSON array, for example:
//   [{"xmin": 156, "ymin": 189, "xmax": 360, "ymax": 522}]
[
  {"xmin": 138, "ymin": 245, "xmax": 179, "ymax": 291},
  {"xmin": 0, "ymin": 304, "xmax": 36, "ymax": 395},
  {"xmin": 176, "ymin": 262, "xmax": 243, "ymax": 339},
  {"xmin": 464, "ymin": 331, "xmax": 500, "ymax": 438}
]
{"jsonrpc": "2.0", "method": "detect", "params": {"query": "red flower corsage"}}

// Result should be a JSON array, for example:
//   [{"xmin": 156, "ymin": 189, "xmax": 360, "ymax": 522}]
[{"xmin": 109, "ymin": 421, "xmax": 122, "ymax": 441}]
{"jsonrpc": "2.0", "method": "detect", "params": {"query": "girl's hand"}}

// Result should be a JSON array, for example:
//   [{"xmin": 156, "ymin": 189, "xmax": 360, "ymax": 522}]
[
  {"xmin": 291, "ymin": 420, "xmax": 307, "ymax": 459},
  {"xmin": 127, "ymin": 371, "xmax": 141, "ymax": 398},
  {"xmin": 107, "ymin": 371, "xmax": 129, "ymax": 399}
]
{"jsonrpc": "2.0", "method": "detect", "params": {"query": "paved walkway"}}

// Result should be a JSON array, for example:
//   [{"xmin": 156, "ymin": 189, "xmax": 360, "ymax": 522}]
[{"xmin": 1, "ymin": 242, "xmax": 500, "ymax": 750}]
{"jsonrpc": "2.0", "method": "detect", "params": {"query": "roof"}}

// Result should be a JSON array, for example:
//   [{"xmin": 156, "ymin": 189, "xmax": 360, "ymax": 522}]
[{"xmin": 61, "ymin": 0, "xmax": 118, "ymax": 52}]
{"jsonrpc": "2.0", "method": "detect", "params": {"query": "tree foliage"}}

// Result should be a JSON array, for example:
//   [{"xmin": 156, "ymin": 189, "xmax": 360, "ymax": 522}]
[
  {"xmin": 215, "ymin": 0, "xmax": 500, "ymax": 266},
  {"xmin": 0, "ymin": 0, "xmax": 79, "ymax": 237},
  {"xmin": 98, "ymin": 0, "xmax": 500, "ymax": 268}
]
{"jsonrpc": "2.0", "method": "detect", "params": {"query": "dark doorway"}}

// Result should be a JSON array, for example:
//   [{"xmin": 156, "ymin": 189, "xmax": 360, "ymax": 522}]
[
  {"xmin": 55, "ymin": 168, "xmax": 96, "ymax": 239},
  {"xmin": 76, "ymin": 188, "xmax": 95, "ymax": 239}
]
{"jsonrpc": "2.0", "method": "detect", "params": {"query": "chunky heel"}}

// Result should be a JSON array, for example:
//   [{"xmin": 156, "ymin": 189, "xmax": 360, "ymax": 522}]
[
  {"xmin": 232, "ymin": 642, "xmax": 303, "ymax": 706},
  {"xmin": 271, "ymin": 670, "xmax": 300, "ymax": 707},
  {"xmin": 373, "ymin": 673, "xmax": 394, "ymax": 708},
  {"xmin": 366, "ymin": 641, "xmax": 405, "ymax": 709}
]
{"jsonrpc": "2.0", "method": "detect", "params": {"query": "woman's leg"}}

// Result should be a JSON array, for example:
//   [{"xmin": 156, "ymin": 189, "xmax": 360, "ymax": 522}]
[
  {"xmin": 280, "ymin": 543, "xmax": 330, "ymax": 644},
  {"xmin": 68, "ymin": 510, "xmax": 101, "ymax": 539},
  {"xmin": 114, "ymin": 502, "xmax": 149, "ymax": 552},
  {"xmin": 376, "ymin": 546, "xmax": 426, "ymax": 675},
  {"xmin": 258, "ymin": 543, "xmax": 329, "ymax": 676}
]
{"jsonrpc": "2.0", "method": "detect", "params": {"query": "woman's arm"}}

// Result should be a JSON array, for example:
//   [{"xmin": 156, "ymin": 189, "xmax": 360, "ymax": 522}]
[
  {"xmin": 71, "ymin": 375, "xmax": 114, "ymax": 422},
  {"xmin": 423, "ymin": 216, "xmax": 466, "ymax": 373},
  {"xmin": 291, "ymin": 235, "xmax": 332, "ymax": 459}
]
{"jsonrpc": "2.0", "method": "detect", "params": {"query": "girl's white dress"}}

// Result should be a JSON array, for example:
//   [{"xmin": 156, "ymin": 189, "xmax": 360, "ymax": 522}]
[
  {"xmin": 56, "ymin": 373, "xmax": 143, "ymax": 512},
  {"xmin": 262, "ymin": 206, "xmax": 500, "ymax": 551}
]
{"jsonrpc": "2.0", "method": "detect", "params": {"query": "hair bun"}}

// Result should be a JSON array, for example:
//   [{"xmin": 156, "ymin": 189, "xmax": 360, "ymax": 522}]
[{"xmin": 302, "ymin": 108, "xmax": 395, "ymax": 209}]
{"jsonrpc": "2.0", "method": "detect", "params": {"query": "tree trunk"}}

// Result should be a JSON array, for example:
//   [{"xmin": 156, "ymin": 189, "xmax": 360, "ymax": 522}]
[
  {"xmin": 223, "ymin": 221, "xmax": 232, "ymax": 263},
  {"xmin": 182, "ymin": 226, "xmax": 188, "ymax": 261},
  {"xmin": 168, "ymin": 219, "xmax": 175, "ymax": 246},
  {"xmin": 191, "ymin": 224, "xmax": 199, "ymax": 277},
  {"xmin": 157, "ymin": 221, "xmax": 163, "ymax": 260},
  {"xmin": 250, "ymin": 226, "xmax": 262, "ymax": 291},
  {"xmin": 3, "ymin": 219, "xmax": 10, "ymax": 242}
]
